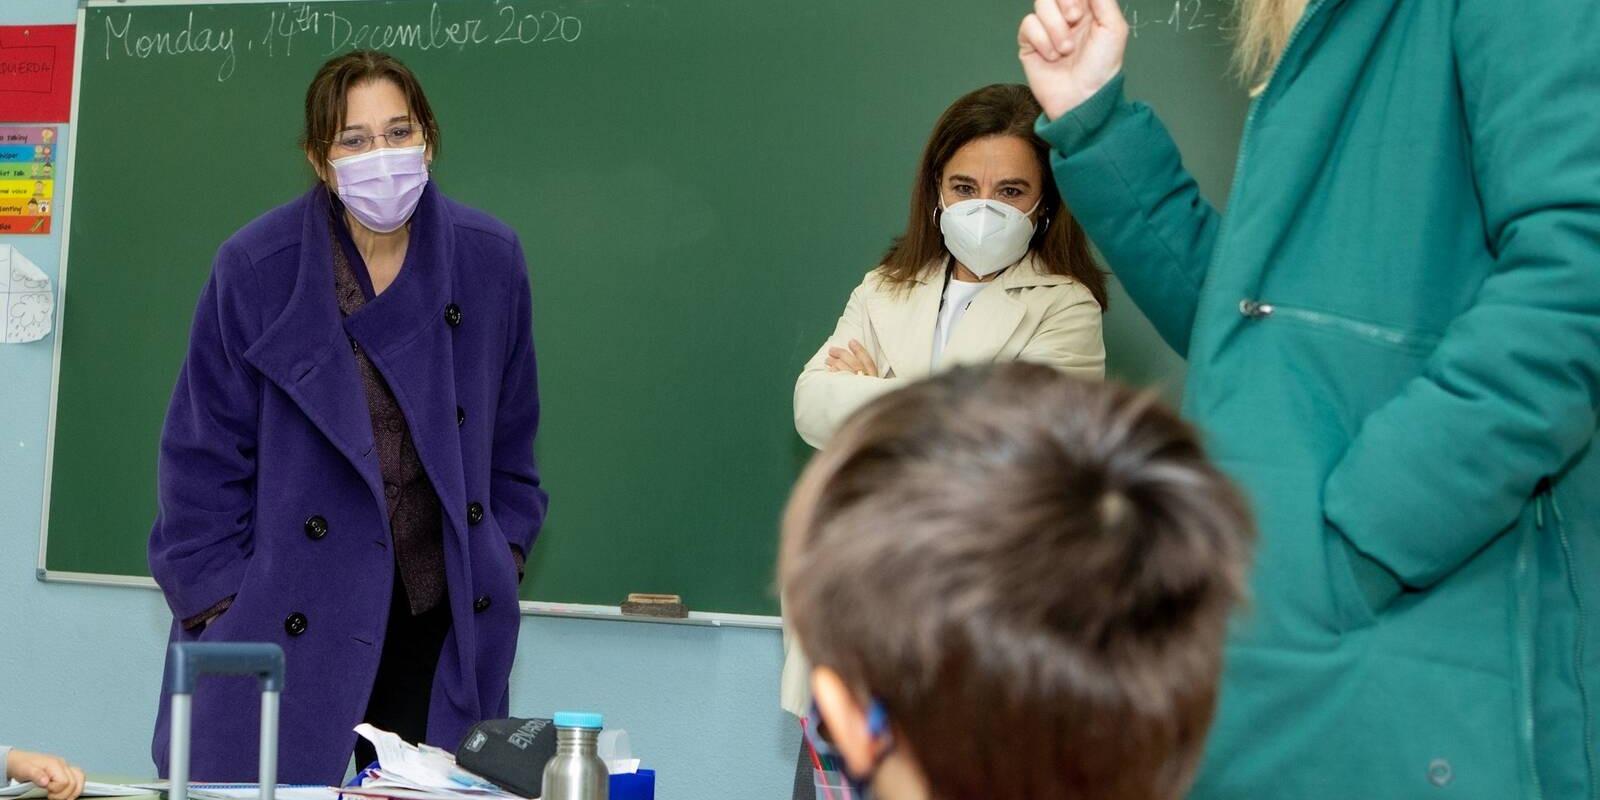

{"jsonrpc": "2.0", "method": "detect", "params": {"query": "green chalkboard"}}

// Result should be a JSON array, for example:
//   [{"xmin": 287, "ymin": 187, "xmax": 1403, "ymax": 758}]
[{"xmin": 44, "ymin": 0, "xmax": 1247, "ymax": 617}]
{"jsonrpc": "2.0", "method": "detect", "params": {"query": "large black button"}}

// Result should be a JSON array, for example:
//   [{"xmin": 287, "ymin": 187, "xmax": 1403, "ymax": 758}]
[
  {"xmin": 457, "ymin": 407, "xmax": 466, "ymax": 427},
  {"xmin": 304, "ymin": 515, "xmax": 328, "ymax": 540},
  {"xmin": 467, "ymin": 502, "xmax": 484, "ymax": 525},
  {"xmin": 444, "ymin": 304, "xmax": 463, "ymax": 328},
  {"xmin": 473, "ymin": 595, "xmax": 492, "ymax": 613},
  {"xmin": 285, "ymin": 612, "xmax": 308, "ymax": 636}
]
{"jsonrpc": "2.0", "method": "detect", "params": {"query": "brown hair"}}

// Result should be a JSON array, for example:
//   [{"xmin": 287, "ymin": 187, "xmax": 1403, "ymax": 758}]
[
  {"xmin": 780, "ymin": 364, "xmax": 1253, "ymax": 800},
  {"xmin": 880, "ymin": 84, "xmax": 1108, "ymax": 309},
  {"xmin": 300, "ymin": 50, "xmax": 441, "ymax": 168}
]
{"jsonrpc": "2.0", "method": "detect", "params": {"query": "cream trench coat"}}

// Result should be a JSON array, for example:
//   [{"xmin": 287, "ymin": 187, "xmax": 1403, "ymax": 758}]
[{"xmin": 783, "ymin": 254, "xmax": 1106, "ymax": 715}]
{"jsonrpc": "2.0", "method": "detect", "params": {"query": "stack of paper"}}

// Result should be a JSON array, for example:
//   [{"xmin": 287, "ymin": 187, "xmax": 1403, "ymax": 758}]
[
  {"xmin": 341, "ymin": 726, "xmax": 532, "ymax": 800},
  {"xmin": 125, "ymin": 782, "xmax": 338, "ymax": 800},
  {"xmin": 0, "ymin": 782, "xmax": 151, "ymax": 799}
]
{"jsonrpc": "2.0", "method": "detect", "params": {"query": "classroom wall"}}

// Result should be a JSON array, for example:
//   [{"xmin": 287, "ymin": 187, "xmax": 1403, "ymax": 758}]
[{"xmin": 0, "ymin": 1, "xmax": 796, "ymax": 797}]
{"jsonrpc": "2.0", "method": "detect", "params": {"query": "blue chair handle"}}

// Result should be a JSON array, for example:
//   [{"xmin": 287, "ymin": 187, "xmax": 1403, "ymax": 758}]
[{"xmin": 166, "ymin": 642, "xmax": 285, "ymax": 694}]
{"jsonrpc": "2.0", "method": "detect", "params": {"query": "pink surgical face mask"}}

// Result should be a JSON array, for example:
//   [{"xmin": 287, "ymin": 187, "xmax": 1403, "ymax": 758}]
[{"xmin": 330, "ymin": 145, "xmax": 428, "ymax": 233}]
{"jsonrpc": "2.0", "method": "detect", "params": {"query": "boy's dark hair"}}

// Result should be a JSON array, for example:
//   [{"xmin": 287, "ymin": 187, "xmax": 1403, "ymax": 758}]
[{"xmin": 780, "ymin": 364, "xmax": 1254, "ymax": 800}]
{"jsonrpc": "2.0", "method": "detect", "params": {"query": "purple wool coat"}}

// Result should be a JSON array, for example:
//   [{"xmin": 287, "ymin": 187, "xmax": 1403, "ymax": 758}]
[{"xmin": 148, "ymin": 183, "xmax": 547, "ymax": 783}]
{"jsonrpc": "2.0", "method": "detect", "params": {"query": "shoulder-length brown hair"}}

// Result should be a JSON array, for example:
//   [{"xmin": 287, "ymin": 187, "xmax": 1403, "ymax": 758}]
[
  {"xmin": 300, "ymin": 50, "xmax": 442, "ymax": 168},
  {"xmin": 880, "ymin": 84, "xmax": 1107, "ymax": 309}
]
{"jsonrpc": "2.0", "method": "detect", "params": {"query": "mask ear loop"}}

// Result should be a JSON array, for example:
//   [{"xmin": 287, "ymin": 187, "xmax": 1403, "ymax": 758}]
[{"xmin": 866, "ymin": 701, "xmax": 891, "ymax": 740}]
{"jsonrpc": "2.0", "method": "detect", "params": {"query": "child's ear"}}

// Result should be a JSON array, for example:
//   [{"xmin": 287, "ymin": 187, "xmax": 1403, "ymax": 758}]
[{"xmin": 812, "ymin": 667, "xmax": 878, "ymax": 777}]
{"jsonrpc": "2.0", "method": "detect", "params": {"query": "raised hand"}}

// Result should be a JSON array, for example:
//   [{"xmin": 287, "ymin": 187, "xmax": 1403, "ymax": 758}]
[{"xmin": 1018, "ymin": 0, "xmax": 1130, "ymax": 120}]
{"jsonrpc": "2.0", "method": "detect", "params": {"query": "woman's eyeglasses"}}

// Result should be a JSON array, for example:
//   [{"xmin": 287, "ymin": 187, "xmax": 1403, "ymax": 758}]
[{"xmin": 328, "ymin": 126, "xmax": 418, "ymax": 154}]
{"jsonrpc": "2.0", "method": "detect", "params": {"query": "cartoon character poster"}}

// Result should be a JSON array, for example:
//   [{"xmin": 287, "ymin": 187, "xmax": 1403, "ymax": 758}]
[{"xmin": 0, "ymin": 126, "xmax": 57, "ymax": 234}]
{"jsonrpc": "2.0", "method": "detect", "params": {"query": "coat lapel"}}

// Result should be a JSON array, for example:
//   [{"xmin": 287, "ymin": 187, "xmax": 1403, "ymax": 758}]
[
  {"xmin": 339, "ymin": 185, "xmax": 477, "ymax": 714},
  {"xmin": 340, "ymin": 184, "xmax": 470, "ymax": 554},
  {"xmin": 241, "ymin": 185, "xmax": 471, "ymax": 559},
  {"xmin": 868, "ymin": 264, "xmax": 943, "ymax": 380},
  {"xmin": 939, "ymin": 255, "xmax": 1066, "ymax": 367},
  {"xmin": 938, "ymin": 284, "xmax": 1025, "ymax": 367},
  {"xmin": 243, "ymin": 187, "xmax": 383, "ymax": 496}
]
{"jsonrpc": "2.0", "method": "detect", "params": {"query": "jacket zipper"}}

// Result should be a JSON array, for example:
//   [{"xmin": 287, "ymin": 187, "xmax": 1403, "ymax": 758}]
[
  {"xmin": 1550, "ymin": 491, "xmax": 1598, "ymax": 798},
  {"xmin": 1203, "ymin": 0, "xmax": 1332, "ymax": 287},
  {"xmin": 1524, "ymin": 497, "xmax": 1546, "ymax": 800},
  {"xmin": 1238, "ymin": 300, "xmax": 1440, "ymax": 351}
]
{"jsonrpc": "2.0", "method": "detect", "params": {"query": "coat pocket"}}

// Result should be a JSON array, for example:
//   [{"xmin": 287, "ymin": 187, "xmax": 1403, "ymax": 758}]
[
  {"xmin": 1239, "ymin": 300, "xmax": 1442, "ymax": 355},
  {"xmin": 1325, "ymin": 522, "xmax": 1403, "ymax": 632},
  {"xmin": 1238, "ymin": 298, "xmax": 1442, "ymax": 434},
  {"xmin": 478, "ymin": 511, "xmax": 522, "ymax": 596},
  {"xmin": 195, "ymin": 569, "xmax": 258, "ymax": 643}
]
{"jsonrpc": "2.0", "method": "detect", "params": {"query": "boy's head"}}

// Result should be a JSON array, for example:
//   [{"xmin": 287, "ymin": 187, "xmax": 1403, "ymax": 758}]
[{"xmin": 780, "ymin": 364, "xmax": 1254, "ymax": 800}]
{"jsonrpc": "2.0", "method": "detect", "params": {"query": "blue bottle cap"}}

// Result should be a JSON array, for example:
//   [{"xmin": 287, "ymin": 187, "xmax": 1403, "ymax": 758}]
[{"xmin": 553, "ymin": 711, "xmax": 604, "ymax": 729}]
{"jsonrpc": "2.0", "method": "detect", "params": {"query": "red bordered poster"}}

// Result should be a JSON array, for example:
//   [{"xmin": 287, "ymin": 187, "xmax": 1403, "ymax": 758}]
[{"xmin": 0, "ymin": 25, "xmax": 76, "ymax": 123}]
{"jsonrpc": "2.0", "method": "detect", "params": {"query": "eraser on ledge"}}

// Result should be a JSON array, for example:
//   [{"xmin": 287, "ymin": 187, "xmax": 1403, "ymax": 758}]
[{"xmin": 621, "ymin": 593, "xmax": 688, "ymax": 618}]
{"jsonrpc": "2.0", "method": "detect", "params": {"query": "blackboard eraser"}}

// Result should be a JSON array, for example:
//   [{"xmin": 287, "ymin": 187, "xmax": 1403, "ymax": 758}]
[{"xmin": 621, "ymin": 593, "xmax": 688, "ymax": 619}]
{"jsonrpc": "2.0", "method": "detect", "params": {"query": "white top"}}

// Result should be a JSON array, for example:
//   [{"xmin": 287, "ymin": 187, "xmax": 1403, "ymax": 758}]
[{"xmin": 931, "ymin": 278, "xmax": 989, "ymax": 366}]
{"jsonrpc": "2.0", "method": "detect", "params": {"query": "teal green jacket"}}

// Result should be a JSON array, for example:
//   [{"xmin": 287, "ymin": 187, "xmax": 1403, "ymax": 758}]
[{"xmin": 1039, "ymin": 0, "xmax": 1600, "ymax": 797}]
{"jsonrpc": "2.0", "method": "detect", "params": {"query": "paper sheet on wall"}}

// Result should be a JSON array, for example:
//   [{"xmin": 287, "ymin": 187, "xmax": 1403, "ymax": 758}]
[{"xmin": 0, "ymin": 243, "xmax": 53, "ymax": 343}]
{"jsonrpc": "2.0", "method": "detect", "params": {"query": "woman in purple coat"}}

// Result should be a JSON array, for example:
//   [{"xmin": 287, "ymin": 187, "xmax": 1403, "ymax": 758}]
[{"xmin": 148, "ymin": 51, "xmax": 547, "ymax": 783}]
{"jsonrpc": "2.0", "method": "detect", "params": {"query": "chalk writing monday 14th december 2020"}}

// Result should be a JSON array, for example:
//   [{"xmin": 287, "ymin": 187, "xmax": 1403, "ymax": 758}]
[{"xmin": 102, "ymin": 2, "xmax": 583, "ymax": 83}]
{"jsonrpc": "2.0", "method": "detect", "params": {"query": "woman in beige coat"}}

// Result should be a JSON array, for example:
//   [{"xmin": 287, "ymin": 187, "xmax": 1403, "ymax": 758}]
[
  {"xmin": 785, "ymin": 83, "xmax": 1107, "ymax": 796},
  {"xmin": 794, "ymin": 84, "xmax": 1106, "ymax": 450}
]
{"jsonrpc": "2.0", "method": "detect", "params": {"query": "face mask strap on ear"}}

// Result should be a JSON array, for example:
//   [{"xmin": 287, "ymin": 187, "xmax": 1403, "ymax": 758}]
[
  {"xmin": 866, "ymin": 700, "xmax": 891, "ymax": 740},
  {"xmin": 805, "ymin": 697, "xmax": 896, "ymax": 796}
]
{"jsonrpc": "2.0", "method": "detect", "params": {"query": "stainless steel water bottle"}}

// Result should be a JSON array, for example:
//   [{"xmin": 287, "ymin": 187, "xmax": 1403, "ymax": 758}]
[{"xmin": 540, "ymin": 711, "xmax": 609, "ymax": 800}]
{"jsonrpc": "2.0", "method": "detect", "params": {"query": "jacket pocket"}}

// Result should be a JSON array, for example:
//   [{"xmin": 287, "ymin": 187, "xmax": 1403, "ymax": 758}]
[
  {"xmin": 1326, "ymin": 522, "xmax": 1403, "ymax": 632},
  {"xmin": 1238, "ymin": 298, "xmax": 1442, "ymax": 434},
  {"xmin": 480, "ymin": 512, "xmax": 522, "ymax": 594},
  {"xmin": 1239, "ymin": 300, "xmax": 1441, "ymax": 355}
]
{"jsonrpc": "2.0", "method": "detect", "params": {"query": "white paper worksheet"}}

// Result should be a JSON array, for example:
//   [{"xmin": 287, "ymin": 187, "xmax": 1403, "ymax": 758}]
[
  {"xmin": 0, "ymin": 781, "xmax": 149, "ymax": 799},
  {"xmin": 0, "ymin": 244, "xmax": 54, "ymax": 344}
]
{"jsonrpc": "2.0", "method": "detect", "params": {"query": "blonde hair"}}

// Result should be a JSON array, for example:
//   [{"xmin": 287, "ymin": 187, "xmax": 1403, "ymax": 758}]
[{"xmin": 1232, "ymin": 0, "xmax": 1309, "ymax": 90}]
